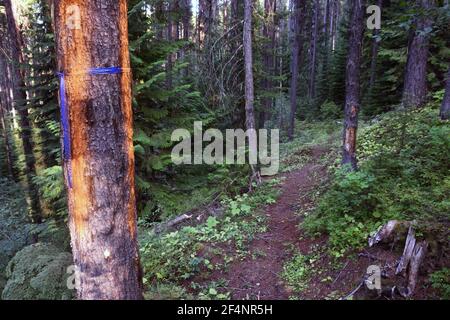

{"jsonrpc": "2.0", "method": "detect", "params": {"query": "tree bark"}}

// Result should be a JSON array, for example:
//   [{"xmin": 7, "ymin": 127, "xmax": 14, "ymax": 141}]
[
  {"xmin": 402, "ymin": 0, "xmax": 433, "ymax": 108},
  {"xmin": 4, "ymin": 0, "xmax": 41, "ymax": 222},
  {"xmin": 167, "ymin": 1, "xmax": 174, "ymax": 89},
  {"xmin": 368, "ymin": 0, "xmax": 383, "ymax": 92},
  {"xmin": 0, "ymin": 97, "xmax": 14, "ymax": 178},
  {"xmin": 243, "ymin": 0, "xmax": 261, "ymax": 184},
  {"xmin": 441, "ymin": 68, "xmax": 450, "ymax": 120},
  {"xmin": 308, "ymin": 0, "xmax": 320, "ymax": 100},
  {"xmin": 53, "ymin": 0, "xmax": 142, "ymax": 300},
  {"xmin": 198, "ymin": 0, "xmax": 218, "ymax": 47},
  {"xmin": 342, "ymin": 0, "xmax": 365, "ymax": 170},
  {"xmin": 0, "ymin": 33, "xmax": 15, "ymax": 179},
  {"xmin": 260, "ymin": 0, "xmax": 277, "ymax": 128},
  {"xmin": 288, "ymin": 0, "xmax": 306, "ymax": 141}
]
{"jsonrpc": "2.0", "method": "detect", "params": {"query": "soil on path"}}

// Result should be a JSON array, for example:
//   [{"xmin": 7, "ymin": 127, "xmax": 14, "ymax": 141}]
[{"xmin": 220, "ymin": 146, "xmax": 330, "ymax": 300}]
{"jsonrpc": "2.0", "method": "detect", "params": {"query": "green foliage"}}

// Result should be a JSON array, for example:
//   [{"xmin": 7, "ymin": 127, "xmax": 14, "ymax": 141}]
[
  {"xmin": 128, "ymin": 1, "xmax": 229, "ymax": 222},
  {"xmin": 32, "ymin": 166, "xmax": 66, "ymax": 217},
  {"xmin": 327, "ymin": 3, "xmax": 350, "ymax": 109},
  {"xmin": 319, "ymin": 100, "xmax": 342, "ymax": 120},
  {"xmin": 429, "ymin": 268, "xmax": 450, "ymax": 299},
  {"xmin": 281, "ymin": 253, "xmax": 311, "ymax": 294},
  {"xmin": 139, "ymin": 179, "xmax": 280, "ymax": 298},
  {"xmin": 2, "ymin": 243, "xmax": 73, "ymax": 300},
  {"xmin": 304, "ymin": 106, "xmax": 450, "ymax": 256}
]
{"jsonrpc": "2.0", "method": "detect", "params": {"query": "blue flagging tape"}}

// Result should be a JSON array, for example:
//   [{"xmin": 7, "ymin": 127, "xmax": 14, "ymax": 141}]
[{"xmin": 57, "ymin": 67, "xmax": 125, "ymax": 188}]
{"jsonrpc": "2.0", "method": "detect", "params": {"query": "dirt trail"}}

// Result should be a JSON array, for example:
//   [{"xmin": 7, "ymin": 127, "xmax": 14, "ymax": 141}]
[{"xmin": 223, "ymin": 146, "xmax": 330, "ymax": 300}]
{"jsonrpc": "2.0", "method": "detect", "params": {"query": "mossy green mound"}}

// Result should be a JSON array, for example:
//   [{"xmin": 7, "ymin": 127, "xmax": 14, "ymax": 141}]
[{"xmin": 2, "ymin": 243, "xmax": 74, "ymax": 300}]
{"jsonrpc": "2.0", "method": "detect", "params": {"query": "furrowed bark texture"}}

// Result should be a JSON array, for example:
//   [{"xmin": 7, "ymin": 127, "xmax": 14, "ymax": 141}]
[
  {"xmin": 53, "ymin": 0, "xmax": 142, "ymax": 300},
  {"xmin": 402, "ymin": 0, "xmax": 433, "ymax": 108},
  {"xmin": 342, "ymin": 0, "xmax": 365, "ymax": 170}
]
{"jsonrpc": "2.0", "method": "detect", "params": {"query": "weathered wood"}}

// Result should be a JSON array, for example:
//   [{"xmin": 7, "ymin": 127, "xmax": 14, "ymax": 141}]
[
  {"xmin": 406, "ymin": 240, "xmax": 427, "ymax": 296},
  {"xmin": 369, "ymin": 221, "xmax": 430, "ymax": 298},
  {"xmin": 396, "ymin": 226, "xmax": 417, "ymax": 275},
  {"xmin": 369, "ymin": 220, "xmax": 411, "ymax": 247}
]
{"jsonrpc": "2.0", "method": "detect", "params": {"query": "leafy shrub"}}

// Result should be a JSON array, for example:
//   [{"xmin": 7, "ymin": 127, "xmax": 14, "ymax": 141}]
[
  {"xmin": 281, "ymin": 254, "xmax": 311, "ymax": 293},
  {"xmin": 139, "ymin": 179, "xmax": 280, "ymax": 296},
  {"xmin": 304, "ymin": 106, "xmax": 450, "ymax": 256},
  {"xmin": 33, "ymin": 166, "xmax": 67, "ymax": 217},
  {"xmin": 430, "ymin": 268, "xmax": 450, "ymax": 299},
  {"xmin": 319, "ymin": 100, "xmax": 342, "ymax": 120}
]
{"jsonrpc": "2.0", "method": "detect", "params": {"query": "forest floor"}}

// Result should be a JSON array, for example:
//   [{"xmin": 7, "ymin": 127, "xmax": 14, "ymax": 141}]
[
  {"xmin": 185, "ymin": 143, "xmax": 439, "ymax": 300},
  {"xmin": 211, "ymin": 145, "xmax": 332, "ymax": 300}
]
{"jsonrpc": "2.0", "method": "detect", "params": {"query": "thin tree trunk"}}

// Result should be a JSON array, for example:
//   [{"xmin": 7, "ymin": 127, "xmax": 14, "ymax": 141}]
[
  {"xmin": 167, "ymin": 2, "xmax": 173, "ymax": 89},
  {"xmin": 288, "ymin": 0, "xmax": 306, "ymax": 141},
  {"xmin": 4, "ymin": 0, "xmax": 41, "ymax": 222},
  {"xmin": 260, "ymin": 0, "xmax": 276, "ymax": 128},
  {"xmin": 198, "ymin": 0, "xmax": 218, "ymax": 47},
  {"xmin": 0, "ymin": 40, "xmax": 15, "ymax": 179},
  {"xmin": 441, "ymin": 68, "xmax": 450, "ymax": 120},
  {"xmin": 0, "ymin": 99, "xmax": 14, "ymax": 178},
  {"xmin": 342, "ymin": 0, "xmax": 365, "ymax": 170},
  {"xmin": 180, "ymin": 0, "xmax": 191, "ymax": 77},
  {"xmin": 244, "ymin": 0, "xmax": 261, "ymax": 184},
  {"xmin": 402, "ymin": 0, "xmax": 433, "ymax": 108},
  {"xmin": 309, "ymin": 0, "xmax": 320, "ymax": 99},
  {"xmin": 368, "ymin": 0, "xmax": 383, "ymax": 92},
  {"xmin": 53, "ymin": 0, "xmax": 142, "ymax": 300}
]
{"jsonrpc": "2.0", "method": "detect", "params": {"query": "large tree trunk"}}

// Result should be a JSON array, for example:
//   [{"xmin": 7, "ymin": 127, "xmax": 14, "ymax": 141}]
[
  {"xmin": 288, "ymin": 0, "xmax": 306, "ymax": 141},
  {"xmin": 243, "ymin": 0, "xmax": 261, "ymax": 184},
  {"xmin": 53, "ymin": 0, "xmax": 142, "ymax": 300},
  {"xmin": 342, "ymin": 0, "xmax": 365, "ymax": 170},
  {"xmin": 4, "ymin": 0, "xmax": 41, "ymax": 222},
  {"xmin": 402, "ymin": 0, "xmax": 433, "ymax": 108},
  {"xmin": 441, "ymin": 68, "xmax": 450, "ymax": 120}
]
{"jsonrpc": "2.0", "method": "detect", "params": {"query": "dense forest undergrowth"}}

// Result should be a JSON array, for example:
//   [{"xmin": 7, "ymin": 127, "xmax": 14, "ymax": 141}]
[
  {"xmin": 0, "ymin": 0, "xmax": 449, "ymax": 300},
  {"xmin": 1, "ymin": 104, "xmax": 448, "ymax": 299}
]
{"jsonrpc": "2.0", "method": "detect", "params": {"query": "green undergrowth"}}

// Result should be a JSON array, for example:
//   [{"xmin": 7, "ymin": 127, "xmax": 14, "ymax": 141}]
[
  {"xmin": 140, "ymin": 178, "xmax": 282, "ymax": 299},
  {"xmin": 429, "ymin": 268, "xmax": 450, "ymax": 300},
  {"xmin": 281, "ymin": 120, "xmax": 341, "ymax": 172},
  {"xmin": 303, "ymin": 105, "xmax": 450, "ymax": 258}
]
